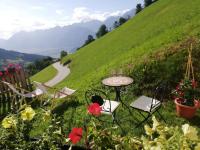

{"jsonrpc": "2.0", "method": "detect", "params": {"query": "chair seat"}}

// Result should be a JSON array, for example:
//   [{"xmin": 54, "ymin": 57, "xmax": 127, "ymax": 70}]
[
  {"xmin": 101, "ymin": 100, "xmax": 120, "ymax": 115},
  {"xmin": 24, "ymin": 88, "xmax": 44, "ymax": 98},
  {"xmin": 53, "ymin": 87, "xmax": 76, "ymax": 98},
  {"xmin": 60, "ymin": 87, "xmax": 76, "ymax": 95},
  {"xmin": 130, "ymin": 96, "xmax": 161, "ymax": 112}
]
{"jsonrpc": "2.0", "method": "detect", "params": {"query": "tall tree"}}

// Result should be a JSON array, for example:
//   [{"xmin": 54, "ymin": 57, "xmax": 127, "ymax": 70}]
[
  {"xmin": 113, "ymin": 21, "xmax": 119, "ymax": 29},
  {"xmin": 135, "ymin": 3, "xmax": 143, "ymax": 14},
  {"xmin": 144, "ymin": 0, "xmax": 153, "ymax": 7},
  {"xmin": 96, "ymin": 24, "xmax": 108, "ymax": 38},
  {"xmin": 118, "ymin": 17, "xmax": 127, "ymax": 26},
  {"xmin": 60, "ymin": 50, "xmax": 68, "ymax": 59},
  {"xmin": 84, "ymin": 35, "xmax": 95, "ymax": 46}
]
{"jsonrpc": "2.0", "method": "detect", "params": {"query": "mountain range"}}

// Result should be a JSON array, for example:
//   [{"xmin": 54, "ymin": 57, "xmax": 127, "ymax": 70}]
[
  {"xmin": 0, "ymin": 48, "xmax": 45, "ymax": 69},
  {"xmin": 0, "ymin": 9, "xmax": 135, "ymax": 57}
]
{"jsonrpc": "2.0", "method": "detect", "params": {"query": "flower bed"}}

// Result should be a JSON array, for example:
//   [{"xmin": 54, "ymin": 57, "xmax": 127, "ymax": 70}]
[{"xmin": 0, "ymin": 102, "xmax": 200, "ymax": 149}]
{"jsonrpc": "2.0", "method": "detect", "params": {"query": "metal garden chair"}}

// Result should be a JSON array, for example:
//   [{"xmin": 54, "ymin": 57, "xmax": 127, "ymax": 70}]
[
  {"xmin": 130, "ymin": 85, "xmax": 167, "ymax": 127},
  {"xmin": 85, "ymin": 89, "xmax": 120, "ymax": 123},
  {"xmin": 33, "ymin": 81, "xmax": 76, "ymax": 108}
]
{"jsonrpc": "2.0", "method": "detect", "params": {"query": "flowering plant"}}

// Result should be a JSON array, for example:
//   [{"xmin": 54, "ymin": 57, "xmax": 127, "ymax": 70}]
[
  {"xmin": 173, "ymin": 78, "xmax": 199, "ymax": 106},
  {"xmin": 0, "ymin": 106, "xmax": 64, "ymax": 149},
  {"xmin": 66, "ymin": 103, "xmax": 142, "ymax": 149},
  {"xmin": 143, "ymin": 116, "xmax": 200, "ymax": 150},
  {"xmin": 0, "ymin": 63, "xmax": 22, "ymax": 80}
]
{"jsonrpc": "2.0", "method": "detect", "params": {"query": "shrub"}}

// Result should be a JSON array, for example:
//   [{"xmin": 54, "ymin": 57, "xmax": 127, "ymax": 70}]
[
  {"xmin": 63, "ymin": 59, "xmax": 72, "ymax": 66},
  {"xmin": 128, "ymin": 37, "xmax": 200, "ymax": 98}
]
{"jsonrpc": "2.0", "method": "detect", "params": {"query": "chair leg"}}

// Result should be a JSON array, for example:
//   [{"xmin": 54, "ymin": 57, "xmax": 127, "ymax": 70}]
[
  {"xmin": 135, "ymin": 111, "xmax": 151, "ymax": 128},
  {"xmin": 156, "ymin": 110, "xmax": 166, "ymax": 123}
]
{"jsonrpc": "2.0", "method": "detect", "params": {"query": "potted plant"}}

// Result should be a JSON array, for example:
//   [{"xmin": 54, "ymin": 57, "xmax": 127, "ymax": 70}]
[
  {"xmin": 174, "ymin": 79, "xmax": 200, "ymax": 119},
  {"xmin": 173, "ymin": 44, "xmax": 200, "ymax": 119}
]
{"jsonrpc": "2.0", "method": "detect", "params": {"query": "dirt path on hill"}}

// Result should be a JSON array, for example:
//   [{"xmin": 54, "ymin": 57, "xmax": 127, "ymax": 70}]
[{"xmin": 45, "ymin": 62, "xmax": 70, "ymax": 86}]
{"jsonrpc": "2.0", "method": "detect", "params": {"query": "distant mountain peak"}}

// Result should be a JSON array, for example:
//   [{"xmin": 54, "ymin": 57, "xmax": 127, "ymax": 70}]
[{"xmin": 0, "ymin": 9, "xmax": 135, "ymax": 58}]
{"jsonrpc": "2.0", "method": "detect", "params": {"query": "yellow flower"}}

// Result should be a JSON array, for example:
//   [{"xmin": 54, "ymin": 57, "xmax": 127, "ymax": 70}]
[
  {"xmin": 150, "ymin": 144, "xmax": 162, "ymax": 150},
  {"xmin": 152, "ymin": 116, "xmax": 160, "ymax": 130},
  {"xmin": 43, "ymin": 110, "xmax": 51, "ymax": 121},
  {"xmin": 195, "ymin": 143, "xmax": 200, "ymax": 150},
  {"xmin": 21, "ymin": 106, "xmax": 36, "ymax": 121},
  {"xmin": 2, "ymin": 116, "xmax": 17, "ymax": 129},
  {"xmin": 144, "ymin": 125, "xmax": 154, "ymax": 136},
  {"xmin": 182, "ymin": 124, "xmax": 198, "ymax": 141}
]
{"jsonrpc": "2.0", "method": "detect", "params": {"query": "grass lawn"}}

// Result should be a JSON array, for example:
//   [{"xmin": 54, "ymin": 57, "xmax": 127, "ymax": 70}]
[
  {"xmin": 30, "ymin": 87, "xmax": 200, "ymax": 140},
  {"xmin": 31, "ymin": 65, "xmax": 57, "ymax": 83}
]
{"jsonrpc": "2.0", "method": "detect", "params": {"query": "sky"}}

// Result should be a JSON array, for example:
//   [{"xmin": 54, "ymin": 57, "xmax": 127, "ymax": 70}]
[{"xmin": 0, "ymin": 0, "xmax": 143, "ymax": 39}]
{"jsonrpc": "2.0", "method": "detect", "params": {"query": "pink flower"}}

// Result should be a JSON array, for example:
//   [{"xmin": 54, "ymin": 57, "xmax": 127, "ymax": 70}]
[
  {"xmin": 68, "ymin": 128, "xmax": 83, "ymax": 144},
  {"xmin": 8, "ymin": 64, "xmax": 14, "ymax": 68},
  {"xmin": 192, "ymin": 80, "xmax": 197, "ymax": 88},
  {"xmin": 88, "ymin": 103, "xmax": 102, "ymax": 116},
  {"xmin": 0, "ymin": 71, "xmax": 3, "ymax": 76},
  {"xmin": 176, "ymin": 84, "xmax": 180, "ymax": 91},
  {"xmin": 179, "ymin": 91, "xmax": 184, "ymax": 97},
  {"xmin": 15, "ymin": 64, "xmax": 21, "ymax": 73},
  {"xmin": 4, "ymin": 68, "xmax": 9, "ymax": 76}
]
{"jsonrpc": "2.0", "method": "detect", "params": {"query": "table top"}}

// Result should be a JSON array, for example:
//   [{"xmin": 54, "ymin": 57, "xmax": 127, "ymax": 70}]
[{"xmin": 102, "ymin": 76, "xmax": 133, "ymax": 87}]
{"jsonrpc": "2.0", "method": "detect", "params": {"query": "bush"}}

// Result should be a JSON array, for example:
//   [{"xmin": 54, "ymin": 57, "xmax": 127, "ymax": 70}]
[
  {"xmin": 127, "ymin": 37, "xmax": 200, "ymax": 98},
  {"xmin": 63, "ymin": 59, "xmax": 72, "ymax": 66}
]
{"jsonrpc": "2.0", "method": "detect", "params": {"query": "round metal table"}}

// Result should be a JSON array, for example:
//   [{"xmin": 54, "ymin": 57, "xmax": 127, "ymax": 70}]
[{"xmin": 102, "ymin": 76, "xmax": 133, "ymax": 102}]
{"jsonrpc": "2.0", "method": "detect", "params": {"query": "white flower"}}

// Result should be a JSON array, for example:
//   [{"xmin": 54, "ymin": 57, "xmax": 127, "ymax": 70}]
[
  {"xmin": 152, "ymin": 116, "xmax": 160, "ymax": 130},
  {"xmin": 182, "ymin": 124, "xmax": 198, "ymax": 141}
]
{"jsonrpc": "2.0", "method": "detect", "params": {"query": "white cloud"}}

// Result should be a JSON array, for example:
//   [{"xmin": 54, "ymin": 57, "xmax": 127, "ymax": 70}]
[
  {"xmin": 56, "ymin": 9, "xmax": 64, "ymax": 15},
  {"xmin": 31, "ymin": 6, "xmax": 45, "ymax": 11},
  {"xmin": 0, "ymin": 6, "xmax": 130, "ymax": 39},
  {"xmin": 71, "ymin": 7, "xmax": 130, "ymax": 23}
]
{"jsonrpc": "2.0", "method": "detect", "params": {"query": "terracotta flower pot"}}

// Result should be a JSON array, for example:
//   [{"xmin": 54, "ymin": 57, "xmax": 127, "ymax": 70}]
[
  {"xmin": 195, "ymin": 100, "xmax": 200, "ymax": 109},
  {"xmin": 175, "ymin": 98, "xmax": 199, "ymax": 119}
]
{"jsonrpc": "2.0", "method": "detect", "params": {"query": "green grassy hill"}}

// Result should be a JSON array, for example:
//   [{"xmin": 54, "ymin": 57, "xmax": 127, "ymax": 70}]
[
  {"xmin": 34, "ymin": 0, "xmax": 200, "ymax": 91},
  {"xmin": 31, "ymin": 65, "xmax": 57, "ymax": 83}
]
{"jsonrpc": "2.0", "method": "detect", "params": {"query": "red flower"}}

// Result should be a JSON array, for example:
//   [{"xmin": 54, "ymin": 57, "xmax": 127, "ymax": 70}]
[
  {"xmin": 176, "ymin": 84, "xmax": 180, "ymax": 91},
  {"xmin": 0, "ymin": 71, "xmax": 3, "ymax": 76},
  {"xmin": 192, "ymin": 80, "xmax": 197, "ymax": 88},
  {"xmin": 68, "ymin": 128, "xmax": 83, "ymax": 144},
  {"xmin": 88, "ymin": 103, "xmax": 102, "ymax": 116},
  {"xmin": 179, "ymin": 91, "xmax": 184, "ymax": 97},
  {"xmin": 8, "ymin": 63, "xmax": 14, "ymax": 68}
]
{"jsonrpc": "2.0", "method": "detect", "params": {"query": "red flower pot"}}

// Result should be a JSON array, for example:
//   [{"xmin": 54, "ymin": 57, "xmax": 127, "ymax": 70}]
[
  {"xmin": 195, "ymin": 100, "xmax": 200, "ymax": 109},
  {"xmin": 175, "ymin": 98, "xmax": 199, "ymax": 119}
]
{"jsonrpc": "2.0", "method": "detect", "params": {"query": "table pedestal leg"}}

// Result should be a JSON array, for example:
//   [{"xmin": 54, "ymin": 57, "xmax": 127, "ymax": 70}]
[
  {"xmin": 115, "ymin": 87, "xmax": 121, "ymax": 101},
  {"xmin": 114, "ymin": 87, "xmax": 135, "ymax": 123}
]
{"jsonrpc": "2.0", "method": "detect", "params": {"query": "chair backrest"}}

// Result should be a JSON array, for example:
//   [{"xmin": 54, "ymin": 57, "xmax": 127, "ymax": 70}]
[
  {"xmin": 2, "ymin": 81, "xmax": 25, "ymax": 97},
  {"xmin": 149, "ymin": 84, "xmax": 167, "ymax": 112},
  {"xmin": 33, "ymin": 81, "xmax": 48, "ymax": 94},
  {"xmin": 85, "ymin": 89, "xmax": 111, "ymax": 112}
]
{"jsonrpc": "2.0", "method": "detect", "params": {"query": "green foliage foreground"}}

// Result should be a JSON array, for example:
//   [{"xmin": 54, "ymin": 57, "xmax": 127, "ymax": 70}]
[{"xmin": 0, "ymin": 105, "xmax": 200, "ymax": 150}]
